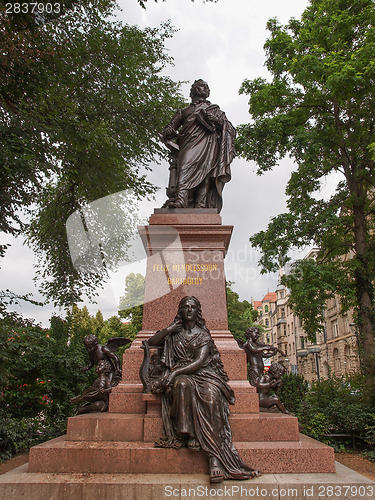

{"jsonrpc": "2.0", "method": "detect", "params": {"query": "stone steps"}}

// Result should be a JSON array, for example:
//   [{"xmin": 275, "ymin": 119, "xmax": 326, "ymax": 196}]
[
  {"xmin": 28, "ymin": 434, "xmax": 335, "ymax": 475},
  {"xmin": 66, "ymin": 412, "xmax": 300, "ymax": 443},
  {"xmin": 109, "ymin": 380, "xmax": 260, "ymax": 414},
  {"xmin": 3, "ymin": 462, "xmax": 374, "ymax": 500}
]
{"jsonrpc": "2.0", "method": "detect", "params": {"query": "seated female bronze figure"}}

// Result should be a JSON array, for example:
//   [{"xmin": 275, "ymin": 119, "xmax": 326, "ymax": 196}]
[{"xmin": 147, "ymin": 296, "xmax": 259, "ymax": 483}]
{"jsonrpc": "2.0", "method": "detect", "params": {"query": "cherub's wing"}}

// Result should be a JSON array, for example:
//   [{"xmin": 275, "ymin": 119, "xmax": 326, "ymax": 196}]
[{"xmin": 105, "ymin": 337, "xmax": 132, "ymax": 352}]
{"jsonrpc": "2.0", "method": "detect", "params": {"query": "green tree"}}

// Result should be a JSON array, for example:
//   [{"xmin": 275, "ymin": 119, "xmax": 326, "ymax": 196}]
[
  {"xmin": 226, "ymin": 282, "xmax": 257, "ymax": 342},
  {"xmin": 118, "ymin": 272, "xmax": 145, "ymax": 310},
  {"xmin": 91, "ymin": 310, "xmax": 105, "ymax": 337},
  {"xmin": 237, "ymin": 0, "xmax": 375, "ymax": 393},
  {"xmin": 119, "ymin": 304, "xmax": 143, "ymax": 340},
  {"xmin": 98, "ymin": 315, "xmax": 130, "ymax": 343},
  {"xmin": 0, "ymin": 307, "xmax": 93, "ymax": 460},
  {"xmin": 1, "ymin": 1, "xmax": 184, "ymax": 305},
  {"xmin": 118, "ymin": 272, "xmax": 144, "ymax": 339}
]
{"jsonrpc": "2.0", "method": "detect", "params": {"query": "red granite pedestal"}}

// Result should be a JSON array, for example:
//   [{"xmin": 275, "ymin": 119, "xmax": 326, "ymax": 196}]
[{"xmin": 27, "ymin": 209, "xmax": 336, "ymax": 477}]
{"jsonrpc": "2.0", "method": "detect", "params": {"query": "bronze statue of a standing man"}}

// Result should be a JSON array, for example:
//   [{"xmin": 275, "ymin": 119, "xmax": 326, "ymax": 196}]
[{"xmin": 162, "ymin": 79, "xmax": 235, "ymax": 212}]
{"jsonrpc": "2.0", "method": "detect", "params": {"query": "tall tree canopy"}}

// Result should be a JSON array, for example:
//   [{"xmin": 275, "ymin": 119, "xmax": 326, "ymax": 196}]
[
  {"xmin": 237, "ymin": 0, "xmax": 375, "ymax": 387},
  {"xmin": 1, "ymin": 0, "xmax": 184, "ymax": 305}
]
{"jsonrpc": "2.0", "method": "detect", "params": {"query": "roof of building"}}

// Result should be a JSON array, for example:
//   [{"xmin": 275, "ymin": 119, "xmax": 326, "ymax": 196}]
[
  {"xmin": 261, "ymin": 292, "xmax": 277, "ymax": 303},
  {"xmin": 253, "ymin": 301, "xmax": 262, "ymax": 310}
]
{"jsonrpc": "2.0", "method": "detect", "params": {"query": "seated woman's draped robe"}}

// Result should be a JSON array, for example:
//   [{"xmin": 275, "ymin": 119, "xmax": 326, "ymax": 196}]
[{"xmin": 153, "ymin": 327, "xmax": 252, "ymax": 479}]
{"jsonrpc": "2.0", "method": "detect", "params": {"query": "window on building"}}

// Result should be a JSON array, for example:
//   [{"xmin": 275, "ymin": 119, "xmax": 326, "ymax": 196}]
[
  {"xmin": 343, "ymin": 316, "xmax": 350, "ymax": 335},
  {"xmin": 344, "ymin": 345, "xmax": 351, "ymax": 370},
  {"xmin": 301, "ymin": 337, "xmax": 305, "ymax": 349},
  {"xmin": 265, "ymin": 319, "xmax": 269, "ymax": 327},
  {"xmin": 332, "ymin": 321, "xmax": 338, "ymax": 338},
  {"xmin": 333, "ymin": 348, "xmax": 341, "ymax": 372},
  {"xmin": 264, "ymin": 305, "xmax": 269, "ymax": 313},
  {"xmin": 283, "ymin": 325, "xmax": 287, "ymax": 336}
]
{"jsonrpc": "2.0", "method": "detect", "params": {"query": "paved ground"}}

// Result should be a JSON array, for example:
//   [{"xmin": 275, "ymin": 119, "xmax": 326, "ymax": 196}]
[{"xmin": 335, "ymin": 451, "xmax": 375, "ymax": 481}]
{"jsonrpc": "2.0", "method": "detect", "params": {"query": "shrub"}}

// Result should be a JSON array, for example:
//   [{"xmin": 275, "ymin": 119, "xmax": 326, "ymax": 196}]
[
  {"xmin": 278, "ymin": 373, "xmax": 309, "ymax": 414},
  {"xmin": 0, "ymin": 312, "xmax": 92, "ymax": 462},
  {"xmin": 304, "ymin": 374, "xmax": 373, "ymax": 436},
  {"xmin": 298, "ymin": 405, "xmax": 330, "ymax": 441}
]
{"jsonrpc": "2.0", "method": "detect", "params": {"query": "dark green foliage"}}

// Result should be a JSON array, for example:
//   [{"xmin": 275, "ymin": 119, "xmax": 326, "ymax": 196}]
[
  {"xmin": 0, "ymin": 300, "xmax": 141, "ymax": 461},
  {"xmin": 276, "ymin": 371, "xmax": 375, "ymax": 452},
  {"xmin": 278, "ymin": 373, "xmax": 309, "ymax": 415},
  {"xmin": 118, "ymin": 272, "xmax": 144, "ymax": 340},
  {"xmin": 0, "ymin": 405, "xmax": 68, "ymax": 461},
  {"xmin": 292, "ymin": 374, "xmax": 375, "ymax": 448},
  {"xmin": 0, "ymin": 308, "xmax": 92, "ymax": 461},
  {"xmin": 0, "ymin": 301, "xmax": 140, "ymax": 461},
  {"xmin": 298, "ymin": 405, "xmax": 330, "ymax": 442},
  {"xmin": 301, "ymin": 375, "xmax": 373, "ymax": 437},
  {"xmin": 118, "ymin": 305, "xmax": 143, "ymax": 341},
  {"xmin": 283, "ymin": 259, "xmax": 356, "ymax": 339}
]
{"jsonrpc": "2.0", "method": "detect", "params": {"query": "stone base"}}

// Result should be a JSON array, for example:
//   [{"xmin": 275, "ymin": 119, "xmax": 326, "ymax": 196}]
[
  {"xmin": 109, "ymin": 381, "xmax": 259, "ymax": 414},
  {"xmin": 28, "ymin": 433, "xmax": 335, "ymax": 475},
  {"xmin": 1, "ymin": 462, "xmax": 374, "ymax": 500},
  {"xmin": 66, "ymin": 412, "xmax": 300, "ymax": 443}
]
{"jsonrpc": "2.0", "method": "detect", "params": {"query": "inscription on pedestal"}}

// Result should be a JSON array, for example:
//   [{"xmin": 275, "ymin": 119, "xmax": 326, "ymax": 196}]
[{"xmin": 152, "ymin": 263, "xmax": 219, "ymax": 286}]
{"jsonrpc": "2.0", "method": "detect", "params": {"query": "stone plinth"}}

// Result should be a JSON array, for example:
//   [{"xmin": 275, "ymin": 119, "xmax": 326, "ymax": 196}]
[
  {"xmin": 28, "ymin": 434, "xmax": 336, "ymax": 475},
  {"xmin": 66, "ymin": 412, "xmax": 300, "ymax": 443},
  {"xmin": 140, "ymin": 210, "xmax": 232, "ymax": 332},
  {"xmin": 109, "ymin": 381, "xmax": 259, "ymax": 414}
]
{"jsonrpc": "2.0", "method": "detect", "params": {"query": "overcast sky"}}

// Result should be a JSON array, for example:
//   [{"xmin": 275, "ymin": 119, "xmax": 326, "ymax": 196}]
[{"xmin": 1, "ymin": 0, "xmax": 311, "ymax": 326}]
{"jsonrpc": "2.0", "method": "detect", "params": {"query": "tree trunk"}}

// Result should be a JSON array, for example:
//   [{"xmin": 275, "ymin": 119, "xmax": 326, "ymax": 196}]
[{"xmin": 352, "ymin": 190, "xmax": 375, "ymax": 397}]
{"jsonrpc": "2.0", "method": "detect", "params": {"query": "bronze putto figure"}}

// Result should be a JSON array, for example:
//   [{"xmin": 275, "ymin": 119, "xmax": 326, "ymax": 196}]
[
  {"xmin": 71, "ymin": 335, "xmax": 131, "ymax": 414},
  {"xmin": 80, "ymin": 334, "xmax": 131, "ymax": 387}
]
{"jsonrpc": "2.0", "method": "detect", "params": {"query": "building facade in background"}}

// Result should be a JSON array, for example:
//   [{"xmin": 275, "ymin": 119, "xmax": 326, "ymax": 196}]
[{"xmin": 252, "ymin": 250, "xmax": 360, "ymax": 382}]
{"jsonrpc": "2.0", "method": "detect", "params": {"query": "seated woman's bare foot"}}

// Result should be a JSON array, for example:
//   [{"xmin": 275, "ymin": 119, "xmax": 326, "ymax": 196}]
[
  {"xmin": 230, "ymin": 469, "xmax": 261, "ymax": 480},
  {"xmin": 249, "ymin": 470, "xmax": 261, "ymax": 479},
  {"xmin": 187, "ymin": 437, "xmax": 201, "ymax": 451},
  {"xmin": 209, "ymin": 457, "xmax": 225, "ymax": 483}
]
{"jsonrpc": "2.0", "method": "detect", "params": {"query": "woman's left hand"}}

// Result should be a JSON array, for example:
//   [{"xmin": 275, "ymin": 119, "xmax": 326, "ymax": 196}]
[{"xmin": 160, "ymin": 372, "xmax": 176, "ymax": 389}]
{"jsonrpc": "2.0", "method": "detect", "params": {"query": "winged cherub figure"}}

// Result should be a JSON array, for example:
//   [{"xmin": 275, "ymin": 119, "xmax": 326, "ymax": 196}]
[{"xmin": 80, "ymin": 334, "xmax": 131, "ymax": 387}]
